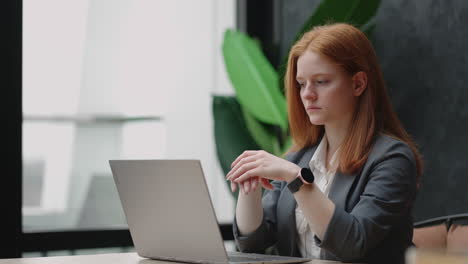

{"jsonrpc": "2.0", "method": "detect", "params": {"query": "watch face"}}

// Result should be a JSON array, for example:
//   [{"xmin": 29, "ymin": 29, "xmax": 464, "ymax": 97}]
[{"xmin": 301, "ymin": 168, "xmax": 315, "ymax": 183}]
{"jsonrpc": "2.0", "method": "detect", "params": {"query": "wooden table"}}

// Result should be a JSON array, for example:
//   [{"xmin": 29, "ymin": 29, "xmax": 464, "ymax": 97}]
[{"xmin": 0, "ymin": 253, "xmax": 348, "ymax": 264}]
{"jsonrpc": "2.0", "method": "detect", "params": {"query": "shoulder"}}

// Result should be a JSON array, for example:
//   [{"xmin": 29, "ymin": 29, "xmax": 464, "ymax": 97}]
[
  {"xmin": 358, "ymin": 134, "xmax": 419, "ymax": 205},
  {"xmin": 368, "ymin": 133, "xmax": 416, "ymax": 163},
  {"xmin": 364, "ymin": 133, "xmax": 417, "ymax": 182}
]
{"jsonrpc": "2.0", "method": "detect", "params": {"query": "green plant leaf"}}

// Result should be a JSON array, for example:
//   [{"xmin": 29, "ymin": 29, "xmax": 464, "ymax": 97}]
[
  {"xmin": 295, "ymin": 0, "xmax": 380, "ymax": 43},
  {"xmin": 241, "ymin": 107, "xmax": 281, "ymax": 156},
  {"xmin": 347, "ymin": 0, "xmax": 381, "ymax": 28},
  {"xmin": 212, "ymin": 95, "xmax": 262, "ymax": 199},
  {"xmin": 361, "ymin": 22, "xmax": 376, "ymax": 37},
  {"xmin": 222, "ymin": 29, "xmax": 288, "ymax": 132}
]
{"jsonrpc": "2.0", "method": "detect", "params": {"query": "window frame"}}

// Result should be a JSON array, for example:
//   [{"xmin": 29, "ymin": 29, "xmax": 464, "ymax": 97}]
[{"xmin": 3, "ymin": 0, "xmax": 240, "ymax": 257}]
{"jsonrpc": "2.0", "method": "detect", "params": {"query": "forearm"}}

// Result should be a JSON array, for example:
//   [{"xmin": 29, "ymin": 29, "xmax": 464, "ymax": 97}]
[
  {"xmin": 294, "ymin": 183, "xmax": 335, "ymax": 239},
  {"xmin": 235, "ymin": 186, "xmax": 263, "ymax": 235}
]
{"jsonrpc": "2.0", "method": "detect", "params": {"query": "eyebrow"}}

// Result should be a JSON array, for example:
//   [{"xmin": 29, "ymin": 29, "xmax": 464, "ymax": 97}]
[{"xmin": 296, "ymin": 73, "xmax": 332, "ymax": 81}]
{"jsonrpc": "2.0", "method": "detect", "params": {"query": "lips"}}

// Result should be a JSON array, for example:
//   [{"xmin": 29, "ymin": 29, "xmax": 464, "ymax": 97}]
[{"xmin": 306, "ymin": 106, "xmax": 321, "ymax": 110}]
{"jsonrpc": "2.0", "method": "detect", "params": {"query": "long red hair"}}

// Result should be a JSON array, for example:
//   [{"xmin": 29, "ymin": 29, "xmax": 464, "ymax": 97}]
[{"xmin": 285, "ymin": 23, "xmax": 423, "ymax": 179}]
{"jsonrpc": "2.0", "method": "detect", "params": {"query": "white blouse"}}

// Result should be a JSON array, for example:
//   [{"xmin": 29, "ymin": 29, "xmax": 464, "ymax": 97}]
[{"xmin": 295, "ymin": 135, "xmax": 339, "ymax": 258}]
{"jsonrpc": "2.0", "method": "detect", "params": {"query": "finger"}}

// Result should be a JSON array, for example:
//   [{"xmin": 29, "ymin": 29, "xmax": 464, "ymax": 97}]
[
  {"xmin": 234, "ymin": 168, "xmax": 262, "ymax": 183},
  {"xmin": 230, "ymin": 150, "xmax": 258, "ymax": 169},
  {"xmin": 261, "ymin": 181, "xmax": 274, "ymax": 190},
  {"xmin": 261, "ymin": 178, "xmax": 275, "ymax": 190},
  {"xmin": 226, "ymin": 155, "xmax": 256, "ymax": 179},
  {"xmin": 251, "ymin": 177, "xmax": 258, "ymax": 191},
  {"xmin": 254, "ymin": 177, "xmax": 261, "ymax": 191},
  {"xmin": 245, "ymin": 179, "xmax": 251, "ymax": 194},
  {"xmin": 240, "ymin": 182, "xmax": 245, "ymax": 195},
  {"xmin": 228, "ymin": 155, "xmax": 258, "ymax": 180},
  {"xmin": 230, "ymin": 180, "xmax": 236, "ymax": 192},
  {"xmin": 227, "ymin": 160, "xmax": 260, "ymax": 181},
  {"xmin": 242, "ymin": 179, "xmax": 251, "ymax": 194}
]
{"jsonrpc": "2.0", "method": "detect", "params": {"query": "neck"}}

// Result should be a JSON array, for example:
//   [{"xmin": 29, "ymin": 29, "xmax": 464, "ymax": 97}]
[{"xmin": 324, "ymin": 120, "xmax": 351, "ymax": 156}]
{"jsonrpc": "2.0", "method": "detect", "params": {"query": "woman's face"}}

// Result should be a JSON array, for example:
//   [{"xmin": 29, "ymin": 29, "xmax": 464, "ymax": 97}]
[{"xmin": 296, "ymin": 50, "xmax": 364, "ymax": 127}]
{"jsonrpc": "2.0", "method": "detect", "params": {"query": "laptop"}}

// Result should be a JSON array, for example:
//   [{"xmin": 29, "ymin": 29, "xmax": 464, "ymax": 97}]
[{"xmin": 109, "ymin": 159, "xmax": 312, "ymax": 264}]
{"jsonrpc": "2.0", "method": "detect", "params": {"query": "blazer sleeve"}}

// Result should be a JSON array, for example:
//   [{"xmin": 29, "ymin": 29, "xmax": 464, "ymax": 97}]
[
  {"xmin": 314, "ymin": 141, "xmax": 418, "ymax": 262},
  {"xmin": 233, "ymin": 152, "xmax": 297, "ymax": 253}
]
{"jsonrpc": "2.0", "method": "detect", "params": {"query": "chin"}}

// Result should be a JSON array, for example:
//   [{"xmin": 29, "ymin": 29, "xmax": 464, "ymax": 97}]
[{"xmin": 308, "ymin": 116, "xmax": 325, "ymax": 125}]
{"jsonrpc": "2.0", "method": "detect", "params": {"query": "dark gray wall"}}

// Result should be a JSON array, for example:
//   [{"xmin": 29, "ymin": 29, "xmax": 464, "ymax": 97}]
[
  {"xmin": 278, "ymin": 0, "xmax": 468, "ymax": 221},
  {"xmin": 278, "ymin": 0, "xmax": 321, "ymax": 62},
  {"xmin": 373, "ymin": 0, "xmax": 468, "ymax": 221}
]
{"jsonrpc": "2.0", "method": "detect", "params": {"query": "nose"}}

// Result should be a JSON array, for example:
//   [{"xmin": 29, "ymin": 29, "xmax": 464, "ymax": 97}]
[{"xmin": 301, "ymin": 84, "xmax": 318, "ymax": 101}]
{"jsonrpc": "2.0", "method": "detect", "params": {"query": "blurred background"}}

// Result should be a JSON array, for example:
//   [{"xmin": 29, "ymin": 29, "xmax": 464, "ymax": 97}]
[
  {"xmin": 21, "ymin": 0, "xmax": 236, "ymax": 233},
  {"xmin": 3, "ymin": 0, "xmax": 468, "ymax": 259}
]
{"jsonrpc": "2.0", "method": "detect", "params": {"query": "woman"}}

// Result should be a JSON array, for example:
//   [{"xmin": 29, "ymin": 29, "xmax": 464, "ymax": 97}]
[{"xmin": 226, "ymin": 23, "xmax": 423, "ymax": 264}]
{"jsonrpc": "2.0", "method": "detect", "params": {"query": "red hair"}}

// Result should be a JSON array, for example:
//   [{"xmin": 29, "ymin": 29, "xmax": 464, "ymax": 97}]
[{"xmin": 285, "ymin": 23, "xmax": 423, "ymax": 179}]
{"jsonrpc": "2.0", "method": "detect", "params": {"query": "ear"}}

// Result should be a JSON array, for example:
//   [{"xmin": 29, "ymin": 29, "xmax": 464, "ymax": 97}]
[{"xmin": 352, "ymin": 71, "xmax": 367, "ymax": 96}]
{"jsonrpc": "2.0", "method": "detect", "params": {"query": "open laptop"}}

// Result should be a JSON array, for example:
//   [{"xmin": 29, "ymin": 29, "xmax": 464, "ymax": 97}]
[{"xmin": 109, "ymin": 160, "xmax": 312, "ymax": 264}]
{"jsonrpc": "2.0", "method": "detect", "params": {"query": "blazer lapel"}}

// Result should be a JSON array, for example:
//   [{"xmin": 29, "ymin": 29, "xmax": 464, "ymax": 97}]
[{"xmin": 328, "ymin": 170, "xmax": 358, "ymax": 211}]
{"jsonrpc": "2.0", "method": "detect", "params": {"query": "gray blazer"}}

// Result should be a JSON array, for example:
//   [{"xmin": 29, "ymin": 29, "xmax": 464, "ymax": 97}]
[{"xmin": 233, "ymin": 134, "xmax": 418, "ymax": 264}]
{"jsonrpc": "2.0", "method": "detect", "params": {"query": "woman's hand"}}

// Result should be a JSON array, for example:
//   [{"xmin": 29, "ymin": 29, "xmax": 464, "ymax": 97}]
[
  {"xmin": 230, "ymin": 176, "xmax": 271, "ymax": 195},
  {"xmin": 226, "ymin": 150, "xmax": 301, "ymax": 194}
]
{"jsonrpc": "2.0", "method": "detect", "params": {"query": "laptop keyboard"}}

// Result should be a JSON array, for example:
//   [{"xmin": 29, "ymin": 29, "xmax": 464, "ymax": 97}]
[
  {"xmin": 227, "ymin": 252, "xmax": 306, "ymax": 263},
  {"xmin": 228, "ymin": 255, "xmax": 268, "ymax": 262}
]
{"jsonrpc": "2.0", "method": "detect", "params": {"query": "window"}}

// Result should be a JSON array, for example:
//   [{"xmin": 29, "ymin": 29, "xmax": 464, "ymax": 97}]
[{"xmin": 22, "ymin": 0, "xmax": 236, "ymax": 251}]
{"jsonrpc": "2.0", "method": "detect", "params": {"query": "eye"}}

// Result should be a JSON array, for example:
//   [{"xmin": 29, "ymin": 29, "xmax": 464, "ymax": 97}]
[
  {"xmin": 297, "ymin": 81, "xmax": 305, "ymax": 89},
  {"xmin": 315, "ymin": 79, "xmax": 329, "ymax": 85}
]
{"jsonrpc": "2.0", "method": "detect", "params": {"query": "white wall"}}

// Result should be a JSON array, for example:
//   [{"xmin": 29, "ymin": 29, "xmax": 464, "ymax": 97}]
[
  {"xmin": 162, "ymin": 0, "xmax": 236, "ymax": 223},
  {"xmin": 119, "ymin": 0, "xmax": 237, "ymax": 223}
]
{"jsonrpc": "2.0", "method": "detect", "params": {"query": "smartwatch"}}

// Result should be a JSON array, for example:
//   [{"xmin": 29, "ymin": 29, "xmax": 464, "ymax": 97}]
[{"xmin": 287, "ymin": 168, "xmax": 315, "ymax": 193}]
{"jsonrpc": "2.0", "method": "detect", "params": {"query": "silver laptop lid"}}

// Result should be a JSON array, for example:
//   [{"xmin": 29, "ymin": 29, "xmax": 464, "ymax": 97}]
[{"xmin": 110, "ymin": 160, "xmax": 228, "ymax": 264}]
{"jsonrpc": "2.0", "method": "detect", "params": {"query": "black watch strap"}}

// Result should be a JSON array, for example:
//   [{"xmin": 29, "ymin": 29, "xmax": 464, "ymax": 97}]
[
  {"xmin": 287, "ymin": 176, "xmax": 304, "ymax": 193},
  {"xmin": 287, "ymin": 168, "xmax": 314, "ymax": 194}
]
